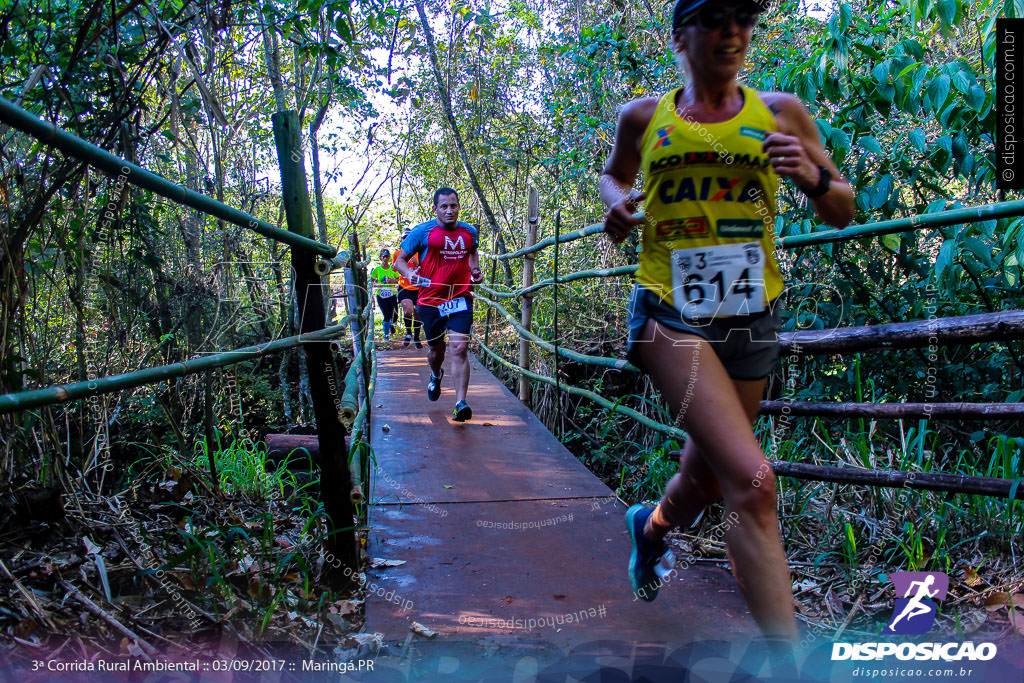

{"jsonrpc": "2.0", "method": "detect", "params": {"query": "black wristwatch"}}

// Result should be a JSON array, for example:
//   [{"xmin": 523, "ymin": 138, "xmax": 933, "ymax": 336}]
[{"xmin": 802, "ymin": 165, "xmax": 832, "ymax": 198}]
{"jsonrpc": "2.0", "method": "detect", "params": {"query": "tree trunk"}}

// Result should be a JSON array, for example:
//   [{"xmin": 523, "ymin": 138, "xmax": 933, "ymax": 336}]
[
  {"xmin": 760, "ymin": 400, "xmax": 1024, "ymax": 420},
  {"xmin": 780, "ymin": 310, "xmax": 1024, "ymax": 355}
]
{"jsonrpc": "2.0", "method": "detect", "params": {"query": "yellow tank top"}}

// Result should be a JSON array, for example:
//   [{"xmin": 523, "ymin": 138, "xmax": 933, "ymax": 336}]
[{"xmin": 637, "ymin": 84, "xmax": 783, "ymax": 318}]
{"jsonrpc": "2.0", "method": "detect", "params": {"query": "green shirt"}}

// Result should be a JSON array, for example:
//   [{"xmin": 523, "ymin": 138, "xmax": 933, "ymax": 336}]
[{"xmin": 371, "ymin": 265, "xmax": 398, "ymax": 283}]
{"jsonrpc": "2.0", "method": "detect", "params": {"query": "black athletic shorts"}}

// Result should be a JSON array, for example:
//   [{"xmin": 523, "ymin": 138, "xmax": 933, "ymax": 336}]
[
  {"xmin": 417, "ymin": 297, "xmax": 474, "ymax": 346},
  {"xmin": 626, "ymin": 285, "xmax": 781, "ymax": 381},
  {"xmin": 397, "ymin": 287, "xmax": 419, "ymax": 305}
]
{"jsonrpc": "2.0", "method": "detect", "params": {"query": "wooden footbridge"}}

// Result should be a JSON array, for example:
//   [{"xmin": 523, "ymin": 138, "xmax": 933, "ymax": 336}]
[{"xmin": 363, "ymin": 350, "xmax": 755, "ymax": 659}]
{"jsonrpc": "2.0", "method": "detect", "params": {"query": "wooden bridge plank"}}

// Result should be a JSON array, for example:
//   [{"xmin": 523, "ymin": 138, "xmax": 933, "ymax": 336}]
[{"xmin": 370, "ymin": 353, "xmax": 609, "ymax": 504}]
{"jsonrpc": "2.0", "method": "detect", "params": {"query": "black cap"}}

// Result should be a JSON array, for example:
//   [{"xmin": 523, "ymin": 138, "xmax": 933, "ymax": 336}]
[
  {"xmin": 672, "ymin": 0, "xmax": 771, "ymax": 35},
  {"xmin": 672, "ymin": 0, "xmax": 710, "ymax": 31}
]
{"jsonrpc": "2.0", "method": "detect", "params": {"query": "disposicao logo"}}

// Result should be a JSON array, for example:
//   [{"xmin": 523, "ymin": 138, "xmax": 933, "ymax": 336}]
[{"xmin": 831, "ymin": 571, "xmax": 997, "ymax": 663}]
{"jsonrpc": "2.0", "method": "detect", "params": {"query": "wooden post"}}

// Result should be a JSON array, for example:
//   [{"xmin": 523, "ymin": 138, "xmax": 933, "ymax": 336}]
[
  {"xmin": 343, "ymin": 233, "xmax": 364, "ymax": 367},
  {"xmin": 272, "ymin": 111, "xmax": 357, "ymax": 579},
  {"xmin": 519, "ymin": 188, "xmax": 539, "ymax": 405}
]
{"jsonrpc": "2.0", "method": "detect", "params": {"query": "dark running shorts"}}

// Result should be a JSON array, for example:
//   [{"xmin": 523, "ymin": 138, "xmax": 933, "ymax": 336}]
[
  {"xmin": 626, "ymin": 285, "xmax": 781, "ymax": 381},
  {"xmin": 397, "ymin": 288, "xmax": 419, "ymax": 305},
  {"xmin": 417, "ymin": 297, "xmax": 474, "ymax": 346}
]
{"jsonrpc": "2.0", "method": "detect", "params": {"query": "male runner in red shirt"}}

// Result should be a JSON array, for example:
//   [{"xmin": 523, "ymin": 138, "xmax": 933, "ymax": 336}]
[{"xmin": 395, "ymin": 187, "xmax": 483, "ymax": 422}]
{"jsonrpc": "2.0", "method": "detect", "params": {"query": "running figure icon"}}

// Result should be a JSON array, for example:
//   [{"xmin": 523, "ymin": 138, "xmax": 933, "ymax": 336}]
[{"xmin": 887, "ymin": 575, "xmax": 939, "ymax": 631}]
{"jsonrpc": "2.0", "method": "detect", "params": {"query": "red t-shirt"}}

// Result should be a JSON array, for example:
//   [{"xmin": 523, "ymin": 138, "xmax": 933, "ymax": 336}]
[{"xmin": 400, "ymin": 220, "xmax": 479, "ymax": 306}]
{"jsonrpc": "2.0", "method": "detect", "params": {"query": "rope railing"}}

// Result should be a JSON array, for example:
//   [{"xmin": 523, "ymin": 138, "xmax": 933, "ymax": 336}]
[
  {"xmin": 491, "ymin": 221, "xmax": 606, "ymax": 260},
  {"xmin": 478, "ymin": 289, "xmax": 1024, "ymax": 370},
  {"xmin": 0, "ymin": 317, "xmax": 355, "ymax": 414},
  {"xmin": 345, "ymin": 266, "xmax": 376, "ymax": 510},
  {"xmin": 1, "ymin": 99, "xmax": 367, "ymax": 571},
  {"xmin": 0, "ymin": 96, "xmax": 336, "ymax": 257},
  {"xmin": 780, "ymin": 309, "xmax": 1024, "ymax": 355},
  {"xmin": 349, "ymin": 331, "xmax": 377, "ymax": 505},
  {"xmin": 315, "ymin": 250, "xmax": 352, "ymax": 276},
  {"xmin": 479, "ymin": 264, "xmax": 638, "ymax": 299},
  {"xmin": 475, "ymin": 336, "xmax": 1024, "ymax": 498},
  {"xmin": 760, "ymin": 401, "xmax": 1024, "ymax": 419},
  {"xmin": 780, "ymin": 199, "xmax": 1024, "ymax": 248},
  {"xmin": 479, "ymin": 293, "xmax": 1024, "ymax": 420},
  {"xmin": 476, "ymin": 293, "xmax": 636, "ymax": 371},
  {"xmin": 484, "ymin": 198, "xmax": 1023, "ymax": 262},
  {"xmin": 471, "ymin": 332, "xmax": 686, "ymax": 441},
  {"xmin": 472, "ymin": 191, "xmax": 1024, "ymax": 500}
]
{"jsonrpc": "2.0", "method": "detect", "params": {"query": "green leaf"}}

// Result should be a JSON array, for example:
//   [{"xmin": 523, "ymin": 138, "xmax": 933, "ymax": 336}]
[
  {"xmin": 952, "ymin": 70, "xmax": 971, "ymax": 95},
  {"xmin": 814, "ymin": 117, "xmax": 832, "ymax": 137},
  {"xmin": 829, "ymin": 127, "xmax": 850, "ymax": 152},
  {"xmin": 909, "ymin": 129, "xmax": 927, "ymax": 152},
  {"xmin": 872, "ymin": 60, "xmax": 890, "ymax": 84},
  {"xmin": 871, "ymin": 175, "xmax": 895, "ymax": 209},
  {"xmin": 902, "ymin": 39, "xmax": 925, "ymax": 60},
  {"xmin": 858, "ymin": 136, "xmax": 882, "ymax": 154},
  {"xmin": 895, "ymin": 62, "xmax": 921, "ymax": 80},
  {"xmin": 852, "ymin": 42, "xmax": 882, "ymax": 61},
  {"xmin": 839, "ymin": 3, "xmax": 852, "ymax": 28},
  {"xmin": 952, "ymin": 134, "xmax": 968, "ymax": 162},
  {"xmin": 937, "ymin": 0, "xmax": 958, "ymax": 24},
  {"xmin": 967, "ymin": 84, "xmax": 986, "ymax": 112},
  {"xmin": 929, "ymin": 75, "xmax": 951, "ymax": 112},
  {"xmin": 935, "ymin": 239, "xmax": 956, "ymax": 280},
  {"xmin": 962, "ymin": 237, "xmax": 993, "ymax": 267}
]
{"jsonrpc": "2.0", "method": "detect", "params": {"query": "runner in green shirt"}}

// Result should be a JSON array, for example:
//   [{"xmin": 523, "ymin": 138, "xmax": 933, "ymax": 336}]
[{"xmin": 370, "ymin": 248, "xmax": 400, "ymax": 339}]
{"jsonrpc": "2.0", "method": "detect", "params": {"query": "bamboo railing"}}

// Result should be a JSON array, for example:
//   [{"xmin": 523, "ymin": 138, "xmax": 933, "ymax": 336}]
[
  {"xmin": 474, "ymin": 188, "xmax": 1024, "ymax": 499},
  {"xmin": 0, "ymin": 97, "xmax": 375, "ymax": 574}
]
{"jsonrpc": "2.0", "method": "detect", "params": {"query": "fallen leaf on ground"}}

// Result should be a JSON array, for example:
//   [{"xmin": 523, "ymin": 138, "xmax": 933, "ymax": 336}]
[
  {"xmin": 370, "ymin": 558, "xmax": 406, "ymax": 568},
  {"xmin": 985, "ymin": 593, "xmax": 1011, "ymax": 610},
  {"xmin": 348, "ymin": 632, "xmax": 384, "ymax": 650},
  {"xmin": 962, "ymin": 568, "xmax": 983, "ymax": 587},
  {"xmin": 411, "ymin": 622, "xmax": 438, "ymax": 638},
  {"xmin": 381, "ymin": 424, "xmax": 390, "ymax": 432},
  {"xmin": 329, "ymin": 599, "xmax": 363, "ymax": 617},
  {"xmin": 959, "ymin": 609, "xmax": 987, "ymax": 635},
  {"xmin": 325, "ymin": 612, "xmax": 350, "ymax": 633}
]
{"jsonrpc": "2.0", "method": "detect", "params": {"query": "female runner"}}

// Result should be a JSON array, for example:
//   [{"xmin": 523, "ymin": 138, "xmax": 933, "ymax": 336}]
[{"xmin": 601, "ymin": 0, "xmax": 854, "ymax": 643}]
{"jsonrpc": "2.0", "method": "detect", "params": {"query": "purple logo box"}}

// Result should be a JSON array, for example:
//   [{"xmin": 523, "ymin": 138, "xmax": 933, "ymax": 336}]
[{"xmin": 883, "ymin": 571, "xmax": 949, "ymax": 635}]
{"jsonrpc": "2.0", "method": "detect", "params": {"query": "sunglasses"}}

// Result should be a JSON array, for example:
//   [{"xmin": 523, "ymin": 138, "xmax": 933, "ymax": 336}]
[{"xmin": 684, "ymin": 4, "xmax": 762, "ymax": 31}]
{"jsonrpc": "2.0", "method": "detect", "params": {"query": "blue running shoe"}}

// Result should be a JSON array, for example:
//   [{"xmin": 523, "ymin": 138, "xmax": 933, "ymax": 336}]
[
  {"xmin": 626, "ymin": 504, "xmax": 674, "ymax": 602},
  {"xmin": 427, "ymin": 368, "xmax": 444, "ymax": 401},
  {"xmin": 453, "ymin": 399, "xmax": 472, "ymax": 422}
]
